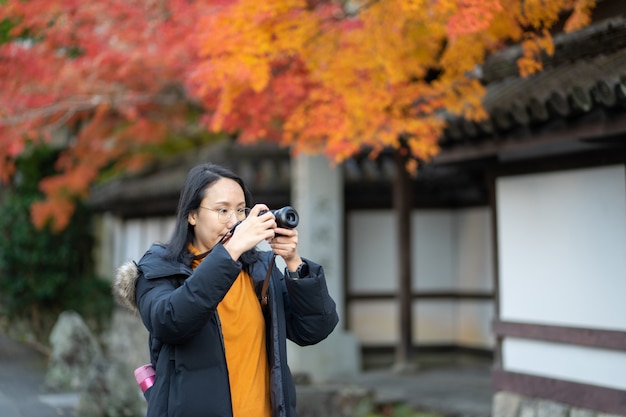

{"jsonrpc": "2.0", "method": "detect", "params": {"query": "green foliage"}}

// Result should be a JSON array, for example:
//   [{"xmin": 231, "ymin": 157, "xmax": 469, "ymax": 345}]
[
  {"xmin": 0, "ymin": 144, "xmax": 113, "ymax": 338},
  {"xmin": 367, "ymin": 404, "xmax": 445, "ymax": 417},
  {"xmin": 0, "ymin": 18, "xmax": 13, "ymax": 44}
]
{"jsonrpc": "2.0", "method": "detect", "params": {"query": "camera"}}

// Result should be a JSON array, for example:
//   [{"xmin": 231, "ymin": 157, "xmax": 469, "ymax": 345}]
[{"xmin": 260, "ymin": 206, "xmax": 299, "ymax": 229}]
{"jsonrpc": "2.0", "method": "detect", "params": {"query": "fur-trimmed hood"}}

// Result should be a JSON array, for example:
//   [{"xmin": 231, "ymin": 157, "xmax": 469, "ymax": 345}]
[
  {"xmin": 112, "ymin": 261, "xmax": 140, "ymax": 315},
  {"xmin": 111, "ymin": 244, "xmax": 191, "ymax": 315}
]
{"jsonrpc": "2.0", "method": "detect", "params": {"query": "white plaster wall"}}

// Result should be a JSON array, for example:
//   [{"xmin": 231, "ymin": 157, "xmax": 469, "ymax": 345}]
[
  {"xmin": 413, "ymin": 211, "xmax": 456, "ymax": 290},
  {"xmin": 503, "ymin": 338, "xmax": 626, "ymax": 390},
  {"xmin": 349, "ymin": 300, "xmax": 397, "ymax": 344},
  {"xmin": 93, "ymin": 213, "xmax": 121, "ymax": 280},
  {"xmin": 112, "ymin": 217, "xmax": 126, "ymax": 274},
  {"xmin": 497, "ymin": 164, "xmax": 626, "ymax": 331},
  {"xmin": 111, "ymin": 216, "xmax": 176, "ymax": 270},
  {"xmin": 348, "ymin": 300, "xmax": 458, "ymax": 345},
  {"xmin": 347, "ymin": 210, "xmax": 398, "ymax": 293},
  {"xmin": 414, "ymin": 301, "xmax": 456, "ymax": 344},
  {"xmin": 348, "ymin": 206, "xmax": 494, "ymax": 348},
  {"xmin": 455, "ymin": 208, "xmax": 495, "ymax": 348},
  {"xmin": 497, "ymin": 164, "xmax": 626, "ymax": 389},
  {"xmin": 455, "ymin": 208, "xmax": 494, "ymax": 292},
  {"xmin": 122, "ymin": 220, "xmax": 145, "ymax": 264},
  {"xmin": 457, "ymin": 301, "xmax": 495, "ymax": 347}
]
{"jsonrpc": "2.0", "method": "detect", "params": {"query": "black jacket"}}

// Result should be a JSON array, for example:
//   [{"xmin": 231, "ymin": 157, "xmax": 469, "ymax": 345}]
[{"xmin": 114, "ymin": 243, "xmax": 338, "ymax": 417}]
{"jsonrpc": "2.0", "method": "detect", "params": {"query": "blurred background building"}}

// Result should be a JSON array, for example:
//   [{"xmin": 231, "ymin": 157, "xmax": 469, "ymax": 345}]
[{"xmin": 89, "ymin": 4, "xmax": 626, "ymax": 416}]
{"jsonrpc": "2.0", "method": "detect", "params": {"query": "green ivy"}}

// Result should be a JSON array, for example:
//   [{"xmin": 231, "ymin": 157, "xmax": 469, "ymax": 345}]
[{"xmin": 0, "ymin": 144, "xmax": 113, "ymax": 339}]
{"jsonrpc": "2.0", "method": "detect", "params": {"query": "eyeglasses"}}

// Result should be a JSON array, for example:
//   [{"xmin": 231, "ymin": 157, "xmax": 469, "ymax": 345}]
[{"xmin": 200, "ymin": 207, "xmax": 251, "ymax": 223}]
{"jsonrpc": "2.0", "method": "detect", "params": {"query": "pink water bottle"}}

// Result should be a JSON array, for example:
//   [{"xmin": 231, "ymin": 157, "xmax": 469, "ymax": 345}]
[{"xmin": 134, "ymin": 364, "xmax": 156, "ymax": 393}]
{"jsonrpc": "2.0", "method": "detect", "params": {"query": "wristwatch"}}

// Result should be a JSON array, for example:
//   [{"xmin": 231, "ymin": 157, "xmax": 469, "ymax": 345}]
[{"xmin": 287, "ymin": 262, "xmax": 309, "ymax": 279}]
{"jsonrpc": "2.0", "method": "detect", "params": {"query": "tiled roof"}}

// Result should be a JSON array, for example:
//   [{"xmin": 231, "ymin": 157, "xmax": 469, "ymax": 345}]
[
  {"xmin": 439, "ymin": 17, "xmax": 626, "ymax": 160},
  {"xmin": 88, "ymin": 139, "xmax": 292, "ymax": 216}
]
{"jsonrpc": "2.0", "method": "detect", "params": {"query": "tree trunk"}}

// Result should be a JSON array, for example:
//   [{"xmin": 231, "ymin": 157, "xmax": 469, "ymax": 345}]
[{"xmin": 393, "ymin": 148, "xmax": 414, "ymax": 368}]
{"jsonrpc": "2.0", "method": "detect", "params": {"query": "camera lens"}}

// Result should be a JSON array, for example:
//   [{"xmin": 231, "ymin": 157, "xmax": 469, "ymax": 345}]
[
  {"xmin": 259, "ymin": 206, "xmax": 299, "ymax": 229},
  {"xmin": 272, "ymin": 206, "xmax": 299, "ymax": 229}
]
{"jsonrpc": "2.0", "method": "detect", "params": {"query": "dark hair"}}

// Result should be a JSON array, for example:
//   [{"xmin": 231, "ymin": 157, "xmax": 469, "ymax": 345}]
[{"xmin": 164, "ymin": 163, "xmax": 257, "ymax": 265}]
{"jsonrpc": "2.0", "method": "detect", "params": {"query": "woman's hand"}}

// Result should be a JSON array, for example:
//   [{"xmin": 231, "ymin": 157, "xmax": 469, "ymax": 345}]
[
  {"xmin": 269, "ymin": 227, "xmax": 302, "ymax": 271},
  {"xmin": 223, "ymin": 205, "xmax": 276, "ymax": 260}
]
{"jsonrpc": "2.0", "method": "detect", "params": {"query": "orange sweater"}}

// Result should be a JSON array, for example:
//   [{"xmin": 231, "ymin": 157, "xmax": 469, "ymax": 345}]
[{"xmin": 190, "ymin": 244, "xmax": 271, "ymax": 417}]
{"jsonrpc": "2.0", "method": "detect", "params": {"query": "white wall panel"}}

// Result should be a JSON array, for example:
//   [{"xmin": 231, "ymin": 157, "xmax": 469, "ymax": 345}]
[
  {"xmin": 122, "ymin": 220, "xmax": 145, "ymax": 263},
  {"xmin": 455, "ymin": 208, "xmax": 493, "ymax": 292},
  {"xmin": 347, "ymin": 207, "xmax": 494, "ymax": 347},
  {"xmin": 161, "ymin": 217, "xmax": 176, "ymax": 243},
  {"xmin": 457, "ymin": 301, "xmax": 495, "ymax": 348},
  {"xmin": 349, "ymin": 300, "xmax": 397, "ymax": 344},
  {"xmin": 503, "ymin": 338, "xmax": 626, "ymax": 390},
  {"xmin": 143, "ymin": 218, "xmax": 168, "ymax": 249},
  {"xmin": 348, "ymin": 211, "xmax": 398, "ymax": 293},
  {"xmin": 112, "ymin": 216, "xmax": 176, "ymax": 270},
  {"xmin": 413, "ymin": 211, "xmax": 456, "ymax": 291},
  {"xmin": 112, "ymin": 217, "xmax": 125, "ymax": 271},
  {"xmin": 414, "ymin": 301, "xmax": 456, "ymax": 343},
  {"xmin": 497, "ymin": 165, "xmax": 626, "ymax": 331},
  {"xmin": 93, "ymin": 213, "xmax": 120, "ymax": 280}
]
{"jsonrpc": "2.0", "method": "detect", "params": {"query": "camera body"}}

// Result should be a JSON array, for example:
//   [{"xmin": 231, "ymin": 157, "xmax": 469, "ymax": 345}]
[{"xmin": 260, "ymin": 206, "xmax": 299, "ymax": 229}]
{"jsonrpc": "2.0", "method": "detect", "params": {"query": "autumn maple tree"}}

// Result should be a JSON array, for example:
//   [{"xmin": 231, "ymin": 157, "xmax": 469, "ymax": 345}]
[{"xmin": 0, "ymin": 0, "xmax": 595, "ymax": 231}]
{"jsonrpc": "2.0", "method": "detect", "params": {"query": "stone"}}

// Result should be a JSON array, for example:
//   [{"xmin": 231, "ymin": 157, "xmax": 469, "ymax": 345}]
[
  {"xmin": 493, "ymin": 391, "xmax": 523, "ymax": 417},
  {"xmin": 519, "ymin": 399, "xmax": 539, "ymax": 417},
  {"xmin": 76, "ymin": 357, "xmax": 145, "ymax": 417},
  {"xmin": 537, "ymin": 400, "xmax": 568, "ymax": 417},
  {"xmin": 570, "ymin": 407, "xmax": 596, "ymax": 417},
  {"xmin": 45, "ymin": 310, "xmax": 103, "ymax": 392},
  {"xmin": 104, "ymin": 307, "xmax": 150, "ymax": 369},
  {"xmin": 296, "ymin": 383, "xmax": 374, "ymax": 417}
]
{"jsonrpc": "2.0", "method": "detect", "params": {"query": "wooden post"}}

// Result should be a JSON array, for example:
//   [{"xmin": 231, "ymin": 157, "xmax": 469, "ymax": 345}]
[{"xmin": 393, "ymin": 147, "xmax": 414, "ymax": 368}]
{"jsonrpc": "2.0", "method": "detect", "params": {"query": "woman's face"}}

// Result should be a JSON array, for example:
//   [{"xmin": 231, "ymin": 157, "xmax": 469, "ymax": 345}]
[{"xmin": 188, "ymin": 178, "xmax": 246, "ymax": 253}]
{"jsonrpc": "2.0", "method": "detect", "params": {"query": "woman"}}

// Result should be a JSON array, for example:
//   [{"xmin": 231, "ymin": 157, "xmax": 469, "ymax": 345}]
[{"xmin": 113, "ymin": 163, "xmax": 339, "ymax": 417}]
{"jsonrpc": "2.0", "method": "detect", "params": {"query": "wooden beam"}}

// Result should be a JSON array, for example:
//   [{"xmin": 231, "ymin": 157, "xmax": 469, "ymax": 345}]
[
  {"xmin": 393, "ymin": 147, "xmax": 414, "ymax": 366},
  {"xmin": 434, "ymin": 112, "xmax": 626, "ymax": 165},
  {"xmin": 346, "ymin": 291, "xmax": 494, "ymax": 301},
  {"xmin": 492, "ymin": 320, "xmax": 626, "ymax": 351},
  {"xmin": 493, "ymin": 370, "xmax": 626, "ymax": 415}
]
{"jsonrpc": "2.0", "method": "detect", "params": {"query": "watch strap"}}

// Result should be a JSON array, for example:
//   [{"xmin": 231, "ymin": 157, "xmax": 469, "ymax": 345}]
[{"xmin": 288, "ymin": 262, "xmax": 308, "ymax": 279}]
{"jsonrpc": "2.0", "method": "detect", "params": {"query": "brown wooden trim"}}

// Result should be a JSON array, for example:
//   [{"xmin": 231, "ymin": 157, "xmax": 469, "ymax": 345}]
[
  {"xmin": 394, "ymin": 148, "xmax": 414, "ymax": 364},
  {"xmin": 364, "ymin": 344, "xmax": 494, "ymax": 357},
  {"xmin": 493, "ymin": 320, "xmax": 626, "ymax": 351},
  {"xmin": 347, "ymin": 291, "xmax": 494, "ymax": 301},
  {"xmin": 488, "ymin": 169, "xmax": 503, "ymax": 369},
  {"xmin": 342, "ymin": 204, "xmax": 350, "ymax": 333},
  {"xmin": 493, "ymin": 369, "xmax": 626, "ymax": 415},
  {"xmin": 434, "ymin": 108, "xmax": 626, "ymax": 165},
  {"xmin": 493, "ymin": 144, "xmax": 626, "ymax": 178},
  {"xmin": 107, "ymin": 191, "xmax": 291, "ymax": 219},
  {"xmin": 623, "ymin": 147, "xmax": 626, "ymax": 208}
]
